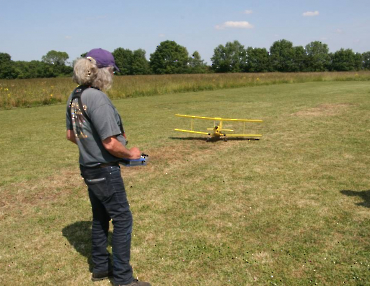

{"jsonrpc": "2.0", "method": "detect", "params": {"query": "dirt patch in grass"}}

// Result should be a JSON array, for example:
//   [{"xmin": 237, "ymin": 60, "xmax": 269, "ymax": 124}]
[
  {"xmin": 130, "ymin": 138, "xmax": 245, "ymax": 176},
  {"xmin": 121, "ymin": 140, "xmax": 208, "ymax": 179},
  {"xmin": 254, "ymin": 251, "xmax": 273, "ymax": 264},
  {"xmin": 292, "ymin": 103, "xmax": 352, "ymax": 117},
  {"xmin": 0, "ymin": 139, "xmax": 244, "ymax": 220},
  {"xmin": 0, "ymin": 141, "xmax": 199, "ymax": 211}
]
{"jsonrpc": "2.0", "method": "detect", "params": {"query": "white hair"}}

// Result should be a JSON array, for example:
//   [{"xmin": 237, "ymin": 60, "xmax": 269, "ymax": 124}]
[{"xmin": 73, "ymin": 58, "xmax": 113, "ymax": 91}]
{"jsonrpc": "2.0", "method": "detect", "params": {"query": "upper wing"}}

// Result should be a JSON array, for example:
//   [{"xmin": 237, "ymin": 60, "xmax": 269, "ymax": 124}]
[{"xmin": 175, "ymin": 114, "xmax": 263, "ymax": 123}]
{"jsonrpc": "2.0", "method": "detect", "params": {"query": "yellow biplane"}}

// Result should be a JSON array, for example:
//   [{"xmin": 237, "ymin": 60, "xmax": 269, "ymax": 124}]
[{"xmin": 174, "ymin": 114, "xmax": 263, "ymax": 141}]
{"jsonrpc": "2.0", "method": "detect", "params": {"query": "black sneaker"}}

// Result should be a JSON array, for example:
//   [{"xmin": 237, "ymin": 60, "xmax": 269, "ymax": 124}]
[
  {"xmin": 115, "ymin": 279, "xmax": 151, "ymax": 286},
  {"xmin": 91, "ymin": 270, "xmax": 113, "ymax": 281}
]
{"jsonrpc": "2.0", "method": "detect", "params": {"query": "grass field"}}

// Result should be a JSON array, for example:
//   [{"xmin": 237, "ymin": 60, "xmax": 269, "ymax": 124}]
[{"xmin": 0, "ymin": 80, "xmax": 370, "ymax": 285}]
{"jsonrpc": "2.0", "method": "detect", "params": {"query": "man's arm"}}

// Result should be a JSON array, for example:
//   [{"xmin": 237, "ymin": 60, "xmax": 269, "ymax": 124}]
[
  {"xmin": 102, "ymin": 136, "xmax": 141, "ymax": 159},
  {"xmin": 66, "ymin": 130, "xmax": 77, "ymax": 145}
]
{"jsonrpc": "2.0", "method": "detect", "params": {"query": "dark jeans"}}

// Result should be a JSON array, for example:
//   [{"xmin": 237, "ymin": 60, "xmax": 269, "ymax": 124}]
[{"xmin": 80, "ymin": 164, "xmax": 134, "ymax": 285}]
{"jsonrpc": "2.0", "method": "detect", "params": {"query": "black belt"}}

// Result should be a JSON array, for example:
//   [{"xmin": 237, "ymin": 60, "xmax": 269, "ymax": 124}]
[{"xmin": 83, "ymin": 161, "xmax": 119, "ymax": 169}]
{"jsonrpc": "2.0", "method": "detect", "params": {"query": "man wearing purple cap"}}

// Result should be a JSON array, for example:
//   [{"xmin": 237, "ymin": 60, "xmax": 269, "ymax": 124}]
[{"xmin": 66, "ymin": 48, "xmax": 151, "ymax": 286}]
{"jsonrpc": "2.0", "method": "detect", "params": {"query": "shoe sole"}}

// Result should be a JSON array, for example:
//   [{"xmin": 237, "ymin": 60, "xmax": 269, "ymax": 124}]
[{"xmin": 91, "ymin": 276, "xmax": 112, "ymax": 282}]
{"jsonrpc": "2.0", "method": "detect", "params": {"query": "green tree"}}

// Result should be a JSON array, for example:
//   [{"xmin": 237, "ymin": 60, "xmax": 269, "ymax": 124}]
[
  {"xmin": 269, "ymin": 39, "xmax": 295, "ymax": 72},
  {"xmin": 245, "ymin": 47, "xmax": 270, "ymax": 72},
  {"xmin": 113, "ymin": 48, "xmax": 134, "ymax": 75},
  {"xmin": 0, "ymin": 53, "xmax": 18, "ymax": 79},
  {"xmin": 41, "ymin": 50, "xmax": 72, "ymax": 77},
  {"xmin": 188, "ymin": 51, "xmax": 207, "ymax": 74},
  {"xmin": 362, "ymin": 51, "xmax": 370, "ymax": 70},
  {"xmin": 0, "ymin": 53, "xmax": 11, "ymax": 65},
  {"xmin": 131, "ymin": 49, "xmax": 150, "ymax": 75},
  {"xmin": 41, "ymin": 50, "xmax": 69, "ymax": 65},
  {"xmin": 14, "ymin": 60, "xmax": 57, "ymax": 78},
  {"xmin": 211, "ymin": 41, "xmax": 246, "ymax": 73},
  {"xmin": 15, "ymin": 61, "xmax": 33, "ymax": 79},
  {"xmin": 330, "ymin": 49, "xmax": 362, "ymax": 71},
  {"xmin": 305, "ymin": 41, "xmax": 330, "ymax": 71},
  {"xmin": 211, "ymin": 44, "xmax": 229, "ymax": 72},
  {"xmin": 112, "ymin": 48, "xmax": 150, "ymax": 75},
  {"xmin": 150, "ymin": 40, "xmax": 189, "ymax": 74},
  {"xmin": 292, "ymin": 46, "xmax": 307, "ymax": 72}
]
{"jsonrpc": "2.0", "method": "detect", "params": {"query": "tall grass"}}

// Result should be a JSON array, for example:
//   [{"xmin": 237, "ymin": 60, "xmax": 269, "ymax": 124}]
[{"xmin": 1, "ymin": 71, "xmax": 370, "ymax": 109}]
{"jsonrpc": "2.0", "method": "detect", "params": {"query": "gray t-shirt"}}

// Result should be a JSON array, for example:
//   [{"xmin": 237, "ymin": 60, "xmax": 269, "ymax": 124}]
[{"xmin": 66, "ymin": 87, "xmax": 127, "ymax": 167}]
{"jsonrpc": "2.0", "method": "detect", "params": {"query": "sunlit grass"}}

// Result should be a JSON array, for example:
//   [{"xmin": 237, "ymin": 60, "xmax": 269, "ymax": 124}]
[{"xmin": 0, "ymin": 81, "xmax": 370, "ymax": 285}]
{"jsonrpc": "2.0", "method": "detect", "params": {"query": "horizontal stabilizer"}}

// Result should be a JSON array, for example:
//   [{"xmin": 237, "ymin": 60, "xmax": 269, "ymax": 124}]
[
  {"xmin": 220, "ymin": 129, "xmax": 234, "ymax": 132},
  {"xmin": 226, "ymin": 134, "xmax": 262, "ymax": 137}
]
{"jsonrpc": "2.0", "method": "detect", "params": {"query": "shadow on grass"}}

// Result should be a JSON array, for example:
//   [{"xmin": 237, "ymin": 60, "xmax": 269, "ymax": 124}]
[
  {"xmin": 62, "ymin": 221, "xmax": 112, "ymax": 272},
  {"xmin": 341, "ymin": 190, "xmax": 370, "ymax": 208}
]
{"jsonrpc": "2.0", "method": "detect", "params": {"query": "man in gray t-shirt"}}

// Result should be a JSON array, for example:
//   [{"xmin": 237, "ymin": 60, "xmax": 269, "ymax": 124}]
[
  {"xmin": 65, "ymin": 48, "xmax": 151, "ymax": 286},
  {"xmin": 66, "ymin": 87, "xmax": 128, "ymax": 167}
]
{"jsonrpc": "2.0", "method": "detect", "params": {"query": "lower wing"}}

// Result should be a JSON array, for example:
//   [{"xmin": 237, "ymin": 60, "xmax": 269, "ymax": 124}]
[{"xmin": 174, "ymin": 129, "xmax": 209, "ymax": 135}]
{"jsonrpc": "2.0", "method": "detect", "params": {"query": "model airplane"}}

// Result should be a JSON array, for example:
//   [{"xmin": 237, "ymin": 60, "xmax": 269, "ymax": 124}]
[{"xmin": 174, "ymin": 114, "xmax": 263, "ymax": 141}]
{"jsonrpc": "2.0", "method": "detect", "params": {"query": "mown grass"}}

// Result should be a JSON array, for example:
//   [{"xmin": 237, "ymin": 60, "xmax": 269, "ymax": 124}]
[
  {"xmin": 1, "ymin": 71, "xmax": 370, "ymax": 109},
  {"xmin": 0, "ymin": 80, "xmax": 370, "ymax": 285}
]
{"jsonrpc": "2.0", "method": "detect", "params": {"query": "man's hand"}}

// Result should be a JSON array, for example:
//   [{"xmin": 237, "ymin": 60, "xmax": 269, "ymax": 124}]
[
  {"xmin": 66, "ymin": 130, "xmax": 77, "ymax": 145},
  {"xmin": 128, "ymin": 147, "xmax": 141, "ymax": 159},
  {"xmin": 102, "ymin": 136, "xmax": 141, "ymax": 159}
]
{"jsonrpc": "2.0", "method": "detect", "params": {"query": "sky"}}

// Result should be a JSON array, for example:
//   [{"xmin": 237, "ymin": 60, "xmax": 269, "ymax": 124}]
[{"xmin": 1, "ymin": 0, "xmax": 370, "ymax": 65}]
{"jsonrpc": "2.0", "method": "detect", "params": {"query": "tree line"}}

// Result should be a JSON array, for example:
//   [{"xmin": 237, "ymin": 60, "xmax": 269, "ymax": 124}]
[{"xmin": 1, "ymin": 39, "xmax": 370, "ymax": 79}]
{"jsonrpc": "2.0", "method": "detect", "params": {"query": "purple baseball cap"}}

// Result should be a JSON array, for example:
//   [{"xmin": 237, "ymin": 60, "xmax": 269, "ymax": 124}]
[{"xmin": 86, "ymin": 48, "xmax": 120, "ymax": 71}]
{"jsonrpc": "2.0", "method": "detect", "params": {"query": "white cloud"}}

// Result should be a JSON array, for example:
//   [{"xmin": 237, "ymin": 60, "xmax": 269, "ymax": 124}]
[
  {"xmin": 303, "ymin": 11, "xmax": 319, "ymax": 17},
  {"xmin": 244, "ymin": 10, "xmax": 253, "ymax": 14},
  {"xmin": 65, "ymin": 36, "xmax": 72, "ymax": 39},
  {"xmin": 336, "ymin": 29, "xmax": 344, "ymax": 34},
  {"xmin": 159, "ymin": 34, "xmax": 165, "ymax": 38},
  {"xmin": 215, "ymin": 21, "xmax": 254, "ymax": 30}
]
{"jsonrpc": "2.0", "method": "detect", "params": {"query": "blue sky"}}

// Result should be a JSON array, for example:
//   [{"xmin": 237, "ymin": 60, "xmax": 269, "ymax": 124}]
[{"xmin": 1, "ymin": 0, "xmax": 370, "ymax": 65}]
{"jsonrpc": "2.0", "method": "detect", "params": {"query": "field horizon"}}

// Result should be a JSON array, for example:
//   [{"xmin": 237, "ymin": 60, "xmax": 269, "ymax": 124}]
[{"xmin": 1, "ymin": 71, "xmax": 370, "ymax": 110}]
